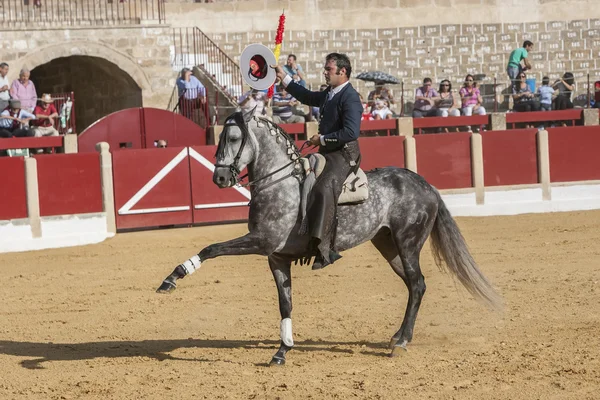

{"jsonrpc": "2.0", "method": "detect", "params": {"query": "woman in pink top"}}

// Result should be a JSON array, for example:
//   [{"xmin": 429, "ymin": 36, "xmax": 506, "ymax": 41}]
[
  {"xmin": 10, "ymin": 68, "xmax": 38, "ymax": 112},
  {"xmin": 459, "ymin": 74, "xmax": 486, "ymax": 116}
]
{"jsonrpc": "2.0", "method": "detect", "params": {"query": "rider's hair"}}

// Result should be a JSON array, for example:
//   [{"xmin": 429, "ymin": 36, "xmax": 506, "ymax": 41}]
[{"xmin": 325, "ymin": 53, "xmax": 352, "ymax": 79}]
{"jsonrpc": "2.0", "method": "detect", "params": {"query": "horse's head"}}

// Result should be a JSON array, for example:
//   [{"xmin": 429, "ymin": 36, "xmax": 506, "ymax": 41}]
[{"xmin": 213, "ymin": 111, "xmax": 256, "ymax": 188}]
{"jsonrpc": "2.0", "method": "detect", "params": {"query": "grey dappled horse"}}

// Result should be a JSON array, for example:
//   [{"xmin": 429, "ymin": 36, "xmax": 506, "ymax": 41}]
[{"xmin": 157, "ymin": 111, "xmax": 502, "ymax": 365}]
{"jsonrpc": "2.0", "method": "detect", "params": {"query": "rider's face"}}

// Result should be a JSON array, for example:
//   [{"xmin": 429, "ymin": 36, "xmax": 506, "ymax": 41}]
[{"xmin": 323, "ymin": 59, "xmax": 345, "ymax": 87}]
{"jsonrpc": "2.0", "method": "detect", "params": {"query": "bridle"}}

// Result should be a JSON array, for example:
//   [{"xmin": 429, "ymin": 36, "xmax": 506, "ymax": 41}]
[{"xmin": 214, "ymin": 112, "xmax": 309, "ymax": 193}]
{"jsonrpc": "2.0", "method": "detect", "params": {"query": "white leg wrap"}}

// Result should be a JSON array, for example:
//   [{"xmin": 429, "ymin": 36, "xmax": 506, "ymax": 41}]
[
  {"xmin": 181, "ymin": 255, "xmax": 201, "ymax": 275},
  {"xmin": 280, "ymin": 318, "xmax": 294, "ymax": 347}
]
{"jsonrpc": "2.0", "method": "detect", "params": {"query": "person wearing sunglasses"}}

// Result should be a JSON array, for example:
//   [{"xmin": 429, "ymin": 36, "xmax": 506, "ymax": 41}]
[
  {"xmin": 459, "ymin": 75, "xmax": 486, "ymax": 117},
  {"xmin": 512, "ymin": 72, "xmax": 541, "ymax": 114},
  {"xmin": 412, "ymin": 77, "xmax": 438, "ymax": 118},
  {"xmin": 435, "ymin": 80, "xmax": 460, "ymax": 117}
]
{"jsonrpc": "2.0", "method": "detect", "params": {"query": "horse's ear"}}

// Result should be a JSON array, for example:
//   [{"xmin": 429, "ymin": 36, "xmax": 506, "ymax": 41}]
[{"xmin": 242, "ymin": 106, "xmax": 256, "ymax": 124}]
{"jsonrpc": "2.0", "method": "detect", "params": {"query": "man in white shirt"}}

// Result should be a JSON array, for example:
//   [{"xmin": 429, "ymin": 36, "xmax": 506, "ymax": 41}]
[
  {"xmin": 0, "ymin": 63, "xmax": 10, "ymax": 111},
  {"xmin": 0, "ymin": 99, "xmax": 36, "ymax": 138}
]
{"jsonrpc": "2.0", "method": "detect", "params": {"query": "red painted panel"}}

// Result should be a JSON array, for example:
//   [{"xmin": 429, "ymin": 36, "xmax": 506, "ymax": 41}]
[
  {"xmin": 412, "ymin": 115, "xmax": 488, "ymax": 129},
  {"xmin": 190, "ymin": 146, "xmax": 250, "ymax": 224},
  {"xmin": 415, "ymin": 132, "xmax": 473, "ymax": 190},
  {"xmin": 112, "ymin": 147, "xmax": 193, "ymax": 230},
  {"xmin": 548, "ymin": 126, "xmax": 600, "ymax": 182},
  {"xmin": 0, "ymin": 136, "xmax": 63, "ymax": 150},
  {"xmin": 482, "ymin": 130, "xmax": 538, "ymax": 186},
  {"xmin": 143, "ymin": 108, "xmax": 207, "ymax": 148},
  {"xmin": 358, "ymin": 136, "xmax": 405, "ymax": 170},
  {"xmin": 36, "ymin": 153, "xmax": 103, "ymax": 217},
  {"xmin": 0, "ymin": 157, "xmax": 27, "ymax": 220},
  {"xmin": 506, "ymin": 109, "xmax": 582, "ymax": 124},
  {"xmin": 78, "ymin": 108, "xmax": 206, "ymax": 153}
]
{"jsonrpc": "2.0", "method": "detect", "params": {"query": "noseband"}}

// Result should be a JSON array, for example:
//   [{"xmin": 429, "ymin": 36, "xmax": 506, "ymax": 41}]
[{"xmin": 214, "ymin": 112, "xmax": 307, "ymax": 193}]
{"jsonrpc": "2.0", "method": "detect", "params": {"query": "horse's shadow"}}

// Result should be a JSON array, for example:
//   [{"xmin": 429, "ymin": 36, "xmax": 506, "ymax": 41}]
[{"xmin": 0, "ymin": 338, "xmax": 389, "ymax": 369}]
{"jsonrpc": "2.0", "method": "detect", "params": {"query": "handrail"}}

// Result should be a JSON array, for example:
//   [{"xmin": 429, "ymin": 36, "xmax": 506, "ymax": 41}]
[{"xmin": 172, "ymin": 27, "xmax": 243, "ymax": 101}]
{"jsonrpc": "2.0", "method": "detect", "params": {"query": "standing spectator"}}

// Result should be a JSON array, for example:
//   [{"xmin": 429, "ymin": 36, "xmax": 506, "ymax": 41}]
[
  {"xmin": 32, "ymin": 94, "xmax": 59, "ymax": 137},
  {"xmin": 507, "ymin": 41, "xmax": 534, "ymax": 86},
  {"xmin": 176, "ymin": 68, "xmax": 206, "ymax": 120},
  {"xmin": 512, "ymin": 72, "xmax": 541, "ymax": 113},
  {"xmin": 553, "ymin": 72, "xmax": 575, "ymax": 110},
  {"xmin": 271, "ymin": 85, "xmax": 304, "ymax": 124},
  {"xmin": 10, "ymin": 68, "xmax": 37, "ymax": 112},
  {"xmin": 238, "ymin": 89, "xmax": 268, "ymax": 117},
  {"xmin": 0, "ymin": 63, "xmax": 10, "ymax": 111},
  {"xmin": 537, "ymin": 76, "xmax": 555, "ymax": 111},
  {"xmin": 435, "ymin": 79, "xmax": 460, "ymax": 117},
  {"xmin": 367, "ymin": 82, "xmax": 395, "ymax": 113},
  {"xmin": 282, "ymin": 54, "xmax": 306, "ymax": 88},
  {"xmin": 460, "ymin": 74, "xmax": 486, "ymax": 116},
  {"xmin": 0, "ymin": 99, "xmax": 35, "ymax": 138},
  {"xmin": 412, "ymin": 77, "xmax": 438, "ymax": 118}
]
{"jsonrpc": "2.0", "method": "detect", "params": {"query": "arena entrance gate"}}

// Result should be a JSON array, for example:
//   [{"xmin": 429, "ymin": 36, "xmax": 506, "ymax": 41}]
[{"xmin": 112, "ymin": 146, "xmax": 250, "ymax": 230}]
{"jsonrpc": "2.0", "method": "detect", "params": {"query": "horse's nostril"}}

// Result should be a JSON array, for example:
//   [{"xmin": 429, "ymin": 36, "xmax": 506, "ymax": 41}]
[{"xmin": 217, "ymin": 176, "xmax": 225, "ymax": 183}]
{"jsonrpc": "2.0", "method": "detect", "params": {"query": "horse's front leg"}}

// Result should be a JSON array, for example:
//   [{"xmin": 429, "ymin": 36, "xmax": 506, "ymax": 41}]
[
  {"xmin": 268, "ymin": 254, "xmax": 294, "ymax": 366},
  {"xmin": 156, "ymin": 234, "xmax": 269, "ymax": 293}
]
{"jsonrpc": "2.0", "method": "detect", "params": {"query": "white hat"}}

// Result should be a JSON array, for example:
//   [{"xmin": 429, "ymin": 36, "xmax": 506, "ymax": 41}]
[{"xmin": 240, "ymin": 43, "xmax": 277, "ymax": 91}]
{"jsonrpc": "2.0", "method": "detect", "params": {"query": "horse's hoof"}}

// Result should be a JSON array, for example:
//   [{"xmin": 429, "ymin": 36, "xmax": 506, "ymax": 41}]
[
  {"xmin": 156, "ymin": 280, "xmax": 176, "ymax": 293},
  {"xmin": 389, "ymin": 342, "xmax": 408, "ymax": 357},
  {"xmin": 269, "ymin": 356, "xmax": 286, "ymax": 366},
  {"xmin": 388, "ymin": 337, "xmax": 399, "ymax": 350}
]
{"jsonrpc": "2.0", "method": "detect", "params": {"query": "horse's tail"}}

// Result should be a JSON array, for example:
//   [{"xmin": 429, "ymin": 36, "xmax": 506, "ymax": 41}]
[{"xmin": 429, "ymin": 193, "xmax": 503, "ymax": 311}]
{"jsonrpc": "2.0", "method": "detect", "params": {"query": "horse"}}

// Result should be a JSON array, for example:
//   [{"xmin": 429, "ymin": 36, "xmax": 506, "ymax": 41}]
[{"xmin": 156, "ymin": 110, "xmax": 502, "ymax": 365}]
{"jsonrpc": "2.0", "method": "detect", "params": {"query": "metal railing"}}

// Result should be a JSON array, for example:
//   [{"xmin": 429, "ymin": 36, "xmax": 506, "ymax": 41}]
[
  {"xmin": 0, "ymin": 0, "xmax": 165, "ymax": 26},
  {"xmin": 172, "ymin": 27, "xmax": 243, "ymax": 101},
  {"xmin": 50, "ymin": 91, "xmax": 76, "ymax": 134},
  {"xmin": 167, "ymin": 87, "xmax": 210, "ymax": 129}
]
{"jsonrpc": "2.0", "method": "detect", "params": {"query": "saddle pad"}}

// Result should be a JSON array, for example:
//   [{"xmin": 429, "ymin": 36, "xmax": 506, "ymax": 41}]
[
  {"xmin": 339, "ymin": 168, "xmax": 369, "ymax": 204},
  {"xmin": 299, "ymin": 154, "xmax": 369, "ymax": 205}
]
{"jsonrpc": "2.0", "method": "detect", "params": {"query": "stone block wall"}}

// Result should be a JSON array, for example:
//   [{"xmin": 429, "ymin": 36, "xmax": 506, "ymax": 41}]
[{"xmin": 0, "ymin": 25, "xmax": 175, "ymax": 131}]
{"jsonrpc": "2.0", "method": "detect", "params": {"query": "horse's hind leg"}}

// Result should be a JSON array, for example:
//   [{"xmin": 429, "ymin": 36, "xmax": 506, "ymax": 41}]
[
  {"xmin": 268, "ymin": 254, "xmax": 294, "ymax": 366},
  {"xmin": 371, "ymin": 227, "xmax": 429, "ymax": 356}
]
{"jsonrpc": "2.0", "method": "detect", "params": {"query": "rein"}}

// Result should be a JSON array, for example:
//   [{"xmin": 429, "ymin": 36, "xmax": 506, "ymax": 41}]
[{"xmin": 215, "ymin": 113, "xmax": 311, "ymax": 194}]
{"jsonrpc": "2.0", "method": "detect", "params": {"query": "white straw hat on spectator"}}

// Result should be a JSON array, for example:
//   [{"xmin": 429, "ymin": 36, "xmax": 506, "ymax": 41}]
[{"xmin": 41, "ymin": 93, "xmax": 54, "ymax": 103}]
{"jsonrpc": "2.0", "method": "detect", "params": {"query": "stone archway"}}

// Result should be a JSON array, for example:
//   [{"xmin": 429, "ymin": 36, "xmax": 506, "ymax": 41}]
[{"xmin": 14, "ymin": 41, "xmax": 152, "ymax": 132}]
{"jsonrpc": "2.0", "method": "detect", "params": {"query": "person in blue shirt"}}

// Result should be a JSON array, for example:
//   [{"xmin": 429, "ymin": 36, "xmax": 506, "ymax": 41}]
[
  {"xmin": 176, "ymin": 68, "xmax": 206, "ymax": 121},
  {"xmin": 537, "ymin": 76, "xmax": 555, "ymax": 111},
  {"xmin": 0, "ymin": 99, "xmax": 36, "ymax": 138},
  {"xmin": 282, "ymin": 54, "xmax": 307, "ymax": 88}
]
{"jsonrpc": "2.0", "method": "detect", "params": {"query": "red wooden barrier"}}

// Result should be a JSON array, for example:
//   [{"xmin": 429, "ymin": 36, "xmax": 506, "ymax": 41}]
[
  {"xmin": 189, "ymin": 146, "xmax": 251, "ymax": 224},
  {"xmin": 0, "ymin": 136, "xmax": 64, "ymax": 151},
  {"xmin": 482, "ymin": 129, "xmax": 539, "ymax": 186},
  {"xmin": 112, "ymin": 147, "xmax": 193, "ymax": 230},
  {"xmin": 78, "ymin": 108, "xmax": 207, "ymax": 153},
  {"xmin": 360, "ymin": 119, "xmax": 397, "ymax": 136},
  {"xmin": 359, "ymin": 136, "xmax": 405, "ymax": 170},
  {"xmin": 505, "ymin": 109, "xmax": 582, "ymax": 128},
  {"xmin": 415, "ymin": 132, "xmax": 473, "ymax": 190},
  {"xmin": 279, "ymin": 123, "xmax": 306, "ymax": 141},
  {"xmin": 0, "ymin": 157, "xmax": 27, "ymax": 220},
  {"xmin": 412, "ymin": 115, "xmax": 489, "ymax": 134},
  {"xmin": 547, "ymin": 126, "xmax": 600, "ymax": 182},
  {"xmin": 36, "ymin": 153, "xmax": 103, "ymax": 217}
]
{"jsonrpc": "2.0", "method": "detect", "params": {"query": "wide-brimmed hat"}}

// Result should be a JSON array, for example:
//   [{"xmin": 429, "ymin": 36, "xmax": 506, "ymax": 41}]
[
  {"xmin": 40, "ymin": 93, "xmax": 54, "ymax": 103},
  {"xmin": 240, "ymin": 43, "xmax": 277, "ymax": 91},
  {"xmin": 9, "ymin": 99, "xmax": 21, "ymax": 108}
]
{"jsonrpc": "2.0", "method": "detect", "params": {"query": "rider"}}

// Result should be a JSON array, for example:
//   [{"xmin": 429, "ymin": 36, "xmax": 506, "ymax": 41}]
[{"xmin": 273, "ymin": 53, "xmax": 362, "ymax": 270}]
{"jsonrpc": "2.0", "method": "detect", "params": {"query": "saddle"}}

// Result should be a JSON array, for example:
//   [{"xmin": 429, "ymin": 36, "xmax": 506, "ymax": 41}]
[{"xmin": 299, "ymin": 153, "xmax": 369, "ymax": 205}]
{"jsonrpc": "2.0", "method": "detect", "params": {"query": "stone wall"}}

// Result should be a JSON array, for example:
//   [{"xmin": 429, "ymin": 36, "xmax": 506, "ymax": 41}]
[{"xmin": 0, "ymin": 25, "xmax": 175, "ymax": 131}]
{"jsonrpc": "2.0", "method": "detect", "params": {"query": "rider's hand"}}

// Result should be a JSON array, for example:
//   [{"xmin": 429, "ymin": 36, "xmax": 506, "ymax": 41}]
[
  {"xmin": 271, "ymin": 64, "xmax": 287, "ymax": 83},
  {"xmin": 309, "ymin": 134, "xmax": 321, "ymax": 146}
]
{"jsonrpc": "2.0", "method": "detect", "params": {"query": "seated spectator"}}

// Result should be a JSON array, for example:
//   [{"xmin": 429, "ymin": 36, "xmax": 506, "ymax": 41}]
[
  {"xmin": 157, "ymin": 140, "xmax": 168, "ymax": 148},
  {"xmin": 360, "ymin": 94, "xmax": 373, "ymax": 121},
  {"xmin": 368, "ymin": 82, "xmax": 395, "ymax": 113},
  {"xmin": 271, "ymin": 85, "xmax": 304, "ymax": 124},
  {"xmin": 435, "ymin": 79, "xmax": 460, "ymax": 117},
  {"xmin": 537, "ymin": 76, "xmax": 555, "ymax": 111},
  {"xmin": 0, "ymin": 99, "xmax": 36, "ymax": 138},
  {"xmin": 0, "ymin": 62, "xmax": 9, "ymax": 111},
  {"xmin": 176, "ymin": 68, "xmax": 206, "ymax": 120},
  {"xmin": 460, "ymin": 74, "xmax": 486, "ymax": 116},
  {"xmin": 372, "ymin": 99, "xmax": 393, "ymax": 120},
  {"xmin": 10, "ymin": 68, "xmax": 37, "ymax": 112},
  {"xmin": 32, "ymin": 94, "xmax": 59, "ymax": 137},
  {"xmin": 593, "ymin": 81, "xmax": 600, "ymax": 109},
  {"xmin": 412, "ymin": 78, "xmax": 438, "ymax": 118},
  {"xmin": 238, "ymin": 89, "xmax": 267, "ymax": 117},
  {"xmin": 512, "ymin": 72, "xmax": 541, "ymax": 112},
  {"xmin": 553, "ymin": 72, "xmax": 574, "ymax": 110},
  {"xmin": 283, "ymin": 54, "xmax": 306, "ymax": 88}
]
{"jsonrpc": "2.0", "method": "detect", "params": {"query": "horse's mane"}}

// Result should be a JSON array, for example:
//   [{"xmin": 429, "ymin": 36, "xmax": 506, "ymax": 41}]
[{"xmin": 215, "ymin": 111, "xmax": 301, "ymax": 159}]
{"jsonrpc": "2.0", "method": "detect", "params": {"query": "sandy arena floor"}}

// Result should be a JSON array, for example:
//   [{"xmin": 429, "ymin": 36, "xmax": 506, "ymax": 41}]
[{"xmin": 1, "ymin": 210, "xmax": 600, "ymax": 399}]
